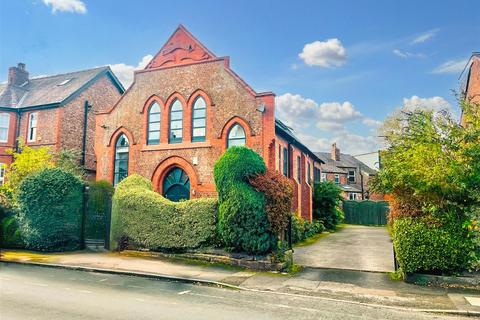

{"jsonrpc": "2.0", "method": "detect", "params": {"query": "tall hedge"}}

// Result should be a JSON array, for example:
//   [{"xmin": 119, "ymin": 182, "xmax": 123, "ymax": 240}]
[
  {"xmin": 393, "ymin": 214, "xmax": 475, "ymax": 274},
  {"xmin": 17, "ymin": 168, "xmax": 84, "ymax": 251},
  {"xmin": 111, "ymin": 174, "xmax": 217, "ymax": 251},
  {"xmin": 313, "ymin": 181, "xmax": 343, "ymax": 229},
  {"xmin": 214, "ymin": 147, "xmax": 276, "ymax": 254}
]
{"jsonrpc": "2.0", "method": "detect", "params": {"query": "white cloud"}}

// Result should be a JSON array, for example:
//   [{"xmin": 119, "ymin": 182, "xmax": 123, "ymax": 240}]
[
  {"xmin": 362, "ymin": 118, "xmax": 382, "ymax": 127},
  {"xmin": 109, "ymin": 54, "xmax": 153, "ymax": 88},
  {"xmin": 432, "ymin": 59, "xmax": 468, "ymax": 74},
  {"xmin": 402, "ymin": 95, "xmax": 451, "ymax": 112},
  {"xmin": 411, "ymin": 29, "xmax": 439, "ymax": 44},
  {"xmin": 392, "ymin": 49, "xmax": 426, "ymax": 59},
  {"xmin": 299, "ymin": 39, "xmax": 347, "ymax": 68},
  {"xmin": 296, "ymin": 131, "xmax": 383, "ymax": 155},
  {"xmin": 42, "ymin": 0, "xmax": 87, "ymax": 14}
]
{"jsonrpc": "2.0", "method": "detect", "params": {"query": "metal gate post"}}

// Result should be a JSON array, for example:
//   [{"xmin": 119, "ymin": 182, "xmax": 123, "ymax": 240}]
[
  {"xmin": 105, "ymin": 195, "xmax": 112, "ymax": 250},
  {"xmin": 81, "ymin": 185, "xmax": 89, "ymax": 250}
]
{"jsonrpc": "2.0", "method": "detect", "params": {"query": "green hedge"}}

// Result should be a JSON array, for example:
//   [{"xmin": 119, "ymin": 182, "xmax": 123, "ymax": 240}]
[
  {"xmin": 393, "ymin": 214, "xmax": 475, "ymax": 274},
  {"xmin": 0, "ymin": 199, "xmax": 23, "ymax": 248},
  {"xmin": 111, "ymin": 175, "xmax": 217, "ymax": 251},
  {"xmin": 313, "ymin": 182, "xmax": 343, "ymax": 229},
  {"xmin": 292, "ymin": 215, "xmax": 325, "ymax": 243},
  {"xmin": 214, "ymin": 147, "xmax": 276, "ymax": 254},
  {"xmin": 17, "ymin": 168, "xmax": 84, "ymax": 251}
]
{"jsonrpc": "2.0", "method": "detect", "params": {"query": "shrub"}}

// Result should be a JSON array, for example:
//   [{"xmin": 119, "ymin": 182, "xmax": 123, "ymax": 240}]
[
  {"xmin": 0, "ymin": 196, "xmax": 23, "ymax": 248},
  {"xmin": 291, "ymin": 215, "xmax": 324, "ymax": 243},
  {"xmin": 17, "ymin": 168, "xmax": 84, "ymax": 251},
  {"xmin": 111, "ymin": 174, "xmax": 217, "ymax": 251},
  {"xmin": 214, "ymin": 146, "xmax": 276, "ymax": 254},
  {"xmin": 313, "ymin": 181, "xmax": 343, "ymax": 229},
  {"xmin": 249, "ymin": 169, "xmax": 294, "ymax": 239},
  {"xmin": 393, "ymin": 214, "xmax": 475, "ymax": 274}
]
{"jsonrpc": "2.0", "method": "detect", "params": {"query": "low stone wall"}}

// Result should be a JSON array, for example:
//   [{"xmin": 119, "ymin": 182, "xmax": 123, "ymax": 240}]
[{"xmin": 405, "ymin": 272, "xmax": 480, "ymax": 290}]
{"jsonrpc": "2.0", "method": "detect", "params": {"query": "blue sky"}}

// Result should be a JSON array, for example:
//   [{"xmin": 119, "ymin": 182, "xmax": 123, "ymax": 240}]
[{"xmin": 1, "ymin": 0, "xmax": 479, "ymax": 154}]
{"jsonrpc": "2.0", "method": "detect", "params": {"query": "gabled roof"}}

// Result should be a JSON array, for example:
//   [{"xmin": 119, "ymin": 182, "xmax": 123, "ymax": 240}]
[
  {"xmin": 315, "ymin": 151, "xmax": 377, "ymax": 175},
  {"xmin": 0, "ymin": 66, "xmax": 124, "ymax": 109},
  {"xmin": 275, "ymin": 119, "xmax": 324, "ymax": 164},
  {"xmin": 145, "ymin": 25, "xmax": 217, "ymax": 69}
]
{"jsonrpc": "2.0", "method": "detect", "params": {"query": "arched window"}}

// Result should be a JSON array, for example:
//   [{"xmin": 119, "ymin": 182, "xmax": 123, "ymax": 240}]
[
  {"xmin": 227, "ymin": 124, "xmax": 246, "ymax": 148},
  {"xmin": 169, "ymin": 99, "xmax": 183, "ymax": 143},
  {"xmin": 147, "ymin": 102, "xmax": 161, "ymax": 145},
  {"xmin": 163, "ymin": 167, "xmax": 190, "ymax": 202},
  {"xmin": 113, "ymin": 134, "xmax": 129, "ymax": 186},
  {"xmin": 192, "ymin": 96, "xmax": 206, "ymax": 142}
]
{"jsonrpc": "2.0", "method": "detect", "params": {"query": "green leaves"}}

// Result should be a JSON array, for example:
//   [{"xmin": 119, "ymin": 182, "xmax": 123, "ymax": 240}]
[{"xmin": 313, "ymin": 181, "xmax": 343, "ymax": 230}]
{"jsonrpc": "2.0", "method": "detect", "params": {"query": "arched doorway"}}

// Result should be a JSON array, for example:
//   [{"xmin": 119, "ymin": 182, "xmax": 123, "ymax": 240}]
[{"xmin": 163, "ymin": 167, "xmax": 190, "ymax": 201}]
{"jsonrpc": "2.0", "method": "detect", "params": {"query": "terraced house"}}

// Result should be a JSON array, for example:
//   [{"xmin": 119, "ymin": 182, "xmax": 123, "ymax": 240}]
[
  {"xmin": 95, "ymin": 25, "xmax": 323, "ymax": 220},
  {"xmin": 0, "ymin": 63, "xmax": 124, "ymax": 181}
]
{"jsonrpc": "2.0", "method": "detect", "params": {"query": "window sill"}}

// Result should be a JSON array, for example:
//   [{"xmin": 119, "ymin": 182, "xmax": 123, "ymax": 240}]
[{"xmin": 141, "ymin": 141, "xmax": 212, "ymax": 152}]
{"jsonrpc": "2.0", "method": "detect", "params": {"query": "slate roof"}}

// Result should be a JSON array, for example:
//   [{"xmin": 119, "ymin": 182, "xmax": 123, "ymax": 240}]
[
  {"xmin": 0, "ymin": 66, "xmax": 124, "ymax": 109},
  {"xmin": 315, "ymin": 151, "xmax": 377, "ymax": 175},
  {"xmin": 275, "ymin": 119, "xmax": 324, "ymax": 164}
]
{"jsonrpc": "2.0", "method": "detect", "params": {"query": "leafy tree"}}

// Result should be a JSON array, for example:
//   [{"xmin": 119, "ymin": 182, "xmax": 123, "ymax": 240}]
[{"xmin": 313, "ymin": 181, "xmax": 343, "ymax": 229}]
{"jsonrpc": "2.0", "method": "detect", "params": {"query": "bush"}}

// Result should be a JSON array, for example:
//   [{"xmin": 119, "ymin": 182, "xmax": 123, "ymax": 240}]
[
  {"xmin": 111, "ymin": 174, "xmax": 217, "ymax": 251},
  {"xmin": 393, "ymin": 214, "xmax": 475, "ymax": 274},
  {"xmin": 0, "ymin": 195, "xmax": 23, "ymax": 248},
  {"xmin": 17, "ymin": 168, "xmax": 84, "ymax": 251},
  {"xmin": 249, "ymin": 169, "xmax": 293, "ymax": 239},
  {"xmin": 291, "ymin": 215, "xmax": 324, "ymax": 243},
  {"xmin": 214, "ymin": 147, "xmax": 276, "ymax": 254},
  {"xmin": 313, "ymin": 182, "xmax": 343, "ymax": 229}
]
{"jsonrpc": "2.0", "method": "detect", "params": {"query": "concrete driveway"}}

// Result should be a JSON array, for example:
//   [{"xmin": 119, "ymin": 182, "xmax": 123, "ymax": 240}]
[{"xmin": 294, "ymin": 225, "xmax": 395, "ymax": 273}]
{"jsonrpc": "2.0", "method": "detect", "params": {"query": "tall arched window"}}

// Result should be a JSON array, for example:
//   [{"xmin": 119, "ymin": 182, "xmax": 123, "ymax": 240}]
[
  {"xmin": 169, "ymin": 99, "xmax": 183, "ymax": 144},
  {"xmin": 114, "ymin": 134, "xmax": 129, "ymax": 186},
  {"xmin": 147, "ymin": 102, "xmax": 161, "ymax": 145},
  {"xmin": 192, "ymin": 96, "xmax": 206, "ymax": 142},
  {"xmin": 227, "ymin": 124, "xmax": 246, "ymax": 148}
]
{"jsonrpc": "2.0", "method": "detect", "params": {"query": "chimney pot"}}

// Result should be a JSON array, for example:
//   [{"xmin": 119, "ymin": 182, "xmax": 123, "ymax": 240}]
[
  {"xmin": 8, "ymin": 62, "xmax": 29, "ymax": 86},
  {"xmin": 331, "ymin": 143, "xmax": 340, "ymax": 161}
]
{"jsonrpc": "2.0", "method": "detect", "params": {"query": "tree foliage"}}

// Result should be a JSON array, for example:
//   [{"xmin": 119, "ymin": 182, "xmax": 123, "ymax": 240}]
[
  {"xmin": 313, "ymin": 181, "xmax": 343, "ymax": 229},
  {"xmin": 214, "ymin": 147, "xmax": 276, "ymax": 254}
]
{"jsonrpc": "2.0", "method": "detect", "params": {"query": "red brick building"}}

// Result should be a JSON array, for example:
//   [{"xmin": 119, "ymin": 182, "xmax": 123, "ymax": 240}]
[
  {"xmin": 0, "ymin": 63, "xmax": 124, "ymax": 181},
  {"xmin": 461, "ymin": 52, "xmax": 480, "ymax": 126},
  {"xmin": 95, "ymin": 25, "xmax": 323, "ymax": 220}
]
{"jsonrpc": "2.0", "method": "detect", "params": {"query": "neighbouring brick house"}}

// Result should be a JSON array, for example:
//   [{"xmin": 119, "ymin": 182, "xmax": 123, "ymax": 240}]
[
  {"xmin": 461, "ymin": 52, "xmax": 480, "ymax": 127},
  {"xmin": 315, "ymin": 143, "xmax": 378, "ymax": 200},
  {"xmin": 0, "ymin": 63, "xmax": 124, "ymax": 181},
  {"xmin": 95, "ymin": 25, "xmax": 323, "ymax": 220}
]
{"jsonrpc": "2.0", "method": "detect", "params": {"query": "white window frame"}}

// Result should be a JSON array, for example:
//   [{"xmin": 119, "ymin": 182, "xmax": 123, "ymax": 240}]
[
  {"xmin": 321, "ymin": 172, "xmax": 327, "ymax": 182},
  {"xmin": 349, "ymin": 193, "xmax": 357, "ymax": 200},
  {"xmin": 0, "ymin": 163, "xmax": 5, "ymax": 186},
  {"xmin": 334, "ymin": 174, "xmax": 340, "ymax": 184},
  {"xmin": 348, "ymin": 169, "xmax": 356, "ymax": 183},
  {"xmin": 27, "ymin": 112, "xmax": 38, "ymax": 142},
  {"xmin": 0, "ymin": 113, "xmax": 9, "ymax": 143}
]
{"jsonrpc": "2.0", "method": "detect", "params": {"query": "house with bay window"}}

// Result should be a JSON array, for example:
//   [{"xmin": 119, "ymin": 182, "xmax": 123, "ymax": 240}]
[
  {"xmin": 94, "ymin": 25, "xmax": 323, "ymax": 220},
  {"xmin": 0, "ymin": 63, "xmax": 124, "ymax": 181}
]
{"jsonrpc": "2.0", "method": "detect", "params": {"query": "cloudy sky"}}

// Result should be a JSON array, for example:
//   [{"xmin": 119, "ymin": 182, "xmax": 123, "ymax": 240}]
[{"xmin": 1, "ymin": 0, "xmax": 479, "ymax": 154}]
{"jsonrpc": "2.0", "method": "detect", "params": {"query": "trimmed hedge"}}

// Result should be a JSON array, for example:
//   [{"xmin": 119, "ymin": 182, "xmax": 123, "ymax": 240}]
[
  {"xmin": 17, "ymin": 168, "xmax": 84, "ymax": 251},
  {"xmin": 111, "ymin": 174, "xmax": 217, "ymax": 251},
  {"xmin": 214, "ymin": 147, "xmax": 276, "ymax": 254},
  {"xmin": 393, "ymin": 214, "xmax": 475, "ymax": 274},
  {"xmin": 313, "ymin": 182, "xmax": 343, "ymax": 229},
  {"xmin": 292, "ymin": 215, "xmax": 325, "ymax": 243}
]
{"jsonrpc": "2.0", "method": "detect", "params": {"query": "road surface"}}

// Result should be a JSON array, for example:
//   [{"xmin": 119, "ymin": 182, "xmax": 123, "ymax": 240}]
[{"xmin": 0, "ymin": 263, "xmax": 464, "ymax": 320}]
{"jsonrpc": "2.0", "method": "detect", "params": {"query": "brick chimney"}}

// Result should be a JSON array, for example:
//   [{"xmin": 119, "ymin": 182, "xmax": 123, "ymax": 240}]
[
  {"xmin": 331, "ymin": 143, "xmax": 340, "ymax": 161},
  {"xmin": 8, "ymin": 63, "xmax": 29, "ymax": 86}
]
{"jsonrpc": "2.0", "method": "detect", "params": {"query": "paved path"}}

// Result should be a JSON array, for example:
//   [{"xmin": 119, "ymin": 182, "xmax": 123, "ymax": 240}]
[{"xmin": 294, "ymin": 225, "xmax": 395, "ymax": 272}]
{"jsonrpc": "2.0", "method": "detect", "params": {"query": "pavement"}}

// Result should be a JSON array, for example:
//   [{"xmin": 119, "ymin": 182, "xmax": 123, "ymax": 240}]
[
  {"xmin": 294, "ymin": 225, "xmax": 395, "ymax": 272},
  {"xmin": 0, "ymin": 263, "xmax": 475, "ymax": 320},
  {"xmin": 1, "ymin": 248, "xmax": 480, "ymax": 315}
]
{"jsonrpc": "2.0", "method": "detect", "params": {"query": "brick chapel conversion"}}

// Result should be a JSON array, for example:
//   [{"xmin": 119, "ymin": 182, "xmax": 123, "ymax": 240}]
[{"xmin": 95, "ymin": 26, "xmax": 323, "ymax": 220}]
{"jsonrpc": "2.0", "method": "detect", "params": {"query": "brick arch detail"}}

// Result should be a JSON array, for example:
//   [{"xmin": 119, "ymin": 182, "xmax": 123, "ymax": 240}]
[
  {"xmin": 107, "ymin": 127, "xmax": 135, "ymax": 183},
  {"xmin": 219, "ymin": 116, "xmax": 253, "ymax": 150},
  {"xmin": 151, "ymin": 156, "xmax": 200, "ymax": 197},
  {"xmin": 107, "ymin": 126, "xmax": 135, "ymax": 147},
  {"xmin": 187, "ymin": 89, "xmax": 213, "ymax": 142},
  {"xmin": 164, "ymin": 92, "xmax": 188, "ymax": 142}
]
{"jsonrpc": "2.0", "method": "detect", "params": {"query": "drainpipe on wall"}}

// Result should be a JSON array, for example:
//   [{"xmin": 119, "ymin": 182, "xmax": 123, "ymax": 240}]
[
  {"xmin": 359, "ymin": 166, "xmax": 365, "ymax": 200},
  {"xmin": 15, "ymin": 109, "xmax": 21, "ymax": 152},
  {"xmin": 81, "ymin": 100, "xmax": 92, "ymax": 166}
]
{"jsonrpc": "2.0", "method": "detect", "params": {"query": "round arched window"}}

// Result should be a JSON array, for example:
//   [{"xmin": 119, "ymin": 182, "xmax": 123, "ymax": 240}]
[
  {"xmin": 163, "ymin": 167, "xmax": 190, "ymax": 202},
  {"xmin": 114, "ymin": 134, "xmax": 129, "ymax": 186},
  {"xmin": 227, "ymin": 124, "xmax": 246, "ymax": 148}
]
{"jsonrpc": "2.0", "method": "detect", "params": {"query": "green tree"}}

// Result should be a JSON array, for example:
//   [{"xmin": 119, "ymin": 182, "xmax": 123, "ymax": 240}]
[{"xmin": 313, "ymin": 181, "xmax": 343, "ymax": 229}]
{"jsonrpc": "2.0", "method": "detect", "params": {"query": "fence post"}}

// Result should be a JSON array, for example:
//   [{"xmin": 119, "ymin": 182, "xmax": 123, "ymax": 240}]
[
  {"xmin": 81, "ymin": 185, "xmax": 89, "ymax": 250},
  {"xmin": 104, "ymin": 194, "xmax": 112, "ymax": 250}
]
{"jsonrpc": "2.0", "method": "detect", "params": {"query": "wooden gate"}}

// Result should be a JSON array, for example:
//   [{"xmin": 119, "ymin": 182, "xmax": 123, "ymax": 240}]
[{"xmin": 342, "ymin": 200, "xmax": 389, "ymax": 225}]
